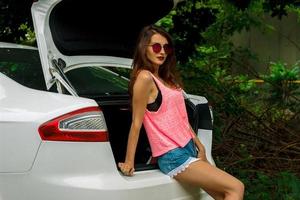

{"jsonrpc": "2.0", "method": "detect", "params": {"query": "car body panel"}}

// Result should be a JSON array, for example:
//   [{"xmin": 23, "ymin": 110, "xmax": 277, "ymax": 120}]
[
  {"xmin": 0, "ymin": 73, "xmax": 97, "ymax": 172},
  {"xmin": 185, "ymin": 94, "xmax": 214, "ymax": 165}
]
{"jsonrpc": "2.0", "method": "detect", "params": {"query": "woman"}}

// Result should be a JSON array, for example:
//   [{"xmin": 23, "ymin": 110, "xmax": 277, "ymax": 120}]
[{"xmin": 118, "ymin": 25, "xmax": 244, "ymax": 200}]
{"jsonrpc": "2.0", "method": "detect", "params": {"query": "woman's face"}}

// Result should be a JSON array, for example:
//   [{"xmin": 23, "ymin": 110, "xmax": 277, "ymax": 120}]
[{"xmin": 146, "ymin": 33, "xmax": 170, "ymax": 68}]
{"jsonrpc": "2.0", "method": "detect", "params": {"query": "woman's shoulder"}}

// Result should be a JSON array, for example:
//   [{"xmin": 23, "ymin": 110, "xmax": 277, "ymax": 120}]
[{"xmin": 136, "ymin": 70, "xmax": 153, "ymax": 83}]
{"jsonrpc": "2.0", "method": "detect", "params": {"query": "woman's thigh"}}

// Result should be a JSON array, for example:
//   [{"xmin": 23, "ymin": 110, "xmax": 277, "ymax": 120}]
[{"xmin": 174, "ymin": 160, "xmax": 243, "ymax": 195}]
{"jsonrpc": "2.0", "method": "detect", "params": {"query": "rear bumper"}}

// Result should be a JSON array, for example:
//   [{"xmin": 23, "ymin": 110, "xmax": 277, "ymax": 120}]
[{"xmin": 0, "ymin": 142, "xmax": 213, "ymax": 200}]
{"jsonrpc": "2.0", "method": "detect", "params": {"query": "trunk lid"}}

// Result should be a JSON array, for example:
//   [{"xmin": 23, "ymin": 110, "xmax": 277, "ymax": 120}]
[{"xmin": 31, "ymin": 0, "xmax": 175, "ymax": 89}]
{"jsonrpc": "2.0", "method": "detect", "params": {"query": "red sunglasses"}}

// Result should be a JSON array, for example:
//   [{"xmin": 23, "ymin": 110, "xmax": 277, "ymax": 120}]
[{"xmin": 147, "ymin": 43, "xmax": 173, "ymax": 54}]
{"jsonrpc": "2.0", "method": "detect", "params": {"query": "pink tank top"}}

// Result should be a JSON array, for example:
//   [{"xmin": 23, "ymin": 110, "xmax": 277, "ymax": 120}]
[{"xmin": 143, "ymin": 73, "xmax": 194, "ymax": 157}]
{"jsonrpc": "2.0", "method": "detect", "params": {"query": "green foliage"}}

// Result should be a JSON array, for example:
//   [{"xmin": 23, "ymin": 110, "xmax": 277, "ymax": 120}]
[
  {"xmin": 160, "ymin": 0, "xmax": 218, "ymax": 62},
  {"xmin": 0, "ymin": 0, "xmax": 34, "ymax": 44},
  {"xmin": 255, "ymin": 61, "xmax": 300, "ymax": 123},
  {"xmin": 263, "ymin": 0, "xmax": 300, "ymax": 19},
  {"xmin": 277, "ymin": 172, "xmax": 300, "ymax": 200},
  {"xmin": 243, "ymin": 171, "xmax": 275, "ymax": 199},
  {"xmin": 238, "ymin": 171, "xmax": 300, "ymax": 200},
  {"xmin": 261, "ymin": 61, "xmax": 300, "ymax": 106},
  {"xmin": 202, "ymin": 1, "xmax": 262, "ymax": 43},
  {"xmin": 155, "ymin": 10, "xmax": 176, "ymax": 31},
  {"xmin": 286, "ymin": 4, "xmax": 300, "ymax": 22},
  {"xmin": 18, "ymin": 23, "xmax": 36, "ymax": 46},
  {"xmin": 159, "ymin": 0, "xmax": 300, "ymax": 198}
]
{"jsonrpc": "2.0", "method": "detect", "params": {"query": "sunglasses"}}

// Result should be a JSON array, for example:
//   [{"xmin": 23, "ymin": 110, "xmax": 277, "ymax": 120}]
[{"xmin": 147, "ymin": 43, "xmax": 173, "ymax": 54}]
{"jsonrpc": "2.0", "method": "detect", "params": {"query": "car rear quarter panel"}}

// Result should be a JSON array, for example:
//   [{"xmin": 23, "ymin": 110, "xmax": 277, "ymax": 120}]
[{"xmin": 0, "ymin": 73, "xmax": 97, "ymax": 172}]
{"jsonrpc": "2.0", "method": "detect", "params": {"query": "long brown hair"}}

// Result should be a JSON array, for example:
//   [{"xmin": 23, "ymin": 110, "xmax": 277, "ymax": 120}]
[{"xmin": 129, "ymin": 25, "xmax": 182, "ymax": 97}]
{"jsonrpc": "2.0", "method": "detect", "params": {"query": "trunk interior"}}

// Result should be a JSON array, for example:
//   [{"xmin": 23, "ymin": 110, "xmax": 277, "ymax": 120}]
[
  {"xmin": 96, "ymin": 97, "xmax": 198, "ymax": 171},
  {"xmin": 98, "ymin": 99, "xmax": 156, "ymax": 171}
]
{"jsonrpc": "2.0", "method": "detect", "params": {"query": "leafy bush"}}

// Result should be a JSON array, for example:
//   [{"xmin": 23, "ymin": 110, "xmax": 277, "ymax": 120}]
[{"xmin": 239, "ymin": 171, "xmax": 300, "ymax": 200}]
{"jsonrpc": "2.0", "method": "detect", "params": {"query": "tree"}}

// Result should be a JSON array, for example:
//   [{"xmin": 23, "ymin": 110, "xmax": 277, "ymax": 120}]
[{"xmin": 0, "ymin": 0, "xmax": 35, "ymax": 44}]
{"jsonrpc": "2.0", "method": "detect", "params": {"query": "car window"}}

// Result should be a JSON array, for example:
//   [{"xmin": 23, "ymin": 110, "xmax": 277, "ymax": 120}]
[
  {"xmin": 0, "ymin": 47, "xmax": 47, "ymax": 91},
  {"xmin": 106, "ymin": 66, "xmax": 131, "ymax": 79},
  {"xmin": 65, "ymin": 66, "xmax": 129, "ymax": 96}
]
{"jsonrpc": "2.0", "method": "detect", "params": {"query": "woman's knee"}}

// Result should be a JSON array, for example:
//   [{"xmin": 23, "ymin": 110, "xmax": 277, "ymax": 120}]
[
  {"xmin": 223, "ymin": 179, "xmax": 244, "ymax": 199},
  {"xmin": 237, "ymin": 180, "xmax": 245, "ymax": 198},
  {"xmin": 230, "ymin": 179, "xmax": 244, "ymax": 199}
]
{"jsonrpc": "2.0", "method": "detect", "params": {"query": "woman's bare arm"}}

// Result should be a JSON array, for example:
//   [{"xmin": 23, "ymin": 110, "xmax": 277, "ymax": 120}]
[{"xmin": 118, "ymin": 70, "xmax": 153, "ymax": 176}]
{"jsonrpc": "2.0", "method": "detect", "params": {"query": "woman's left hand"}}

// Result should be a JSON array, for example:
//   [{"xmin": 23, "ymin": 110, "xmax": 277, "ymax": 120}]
[{"xmin": 197, "ymin": 149, "xmax": 208, "ymax": 162}]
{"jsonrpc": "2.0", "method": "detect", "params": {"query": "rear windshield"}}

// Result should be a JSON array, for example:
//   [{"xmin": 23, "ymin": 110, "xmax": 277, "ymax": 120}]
[
  {"xmin": 0, "ymin": 47, "xmax": 47, "ymax": 91},
  {"xmin": 0, "ymin": 47, "xmax": 131, "ymax": 97},
  {"xmin": 65, "ymin": 66, "xmax": 130, "ymax": 96}
]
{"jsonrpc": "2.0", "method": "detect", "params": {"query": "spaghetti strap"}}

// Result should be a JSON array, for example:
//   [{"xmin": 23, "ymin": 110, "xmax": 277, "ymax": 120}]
[
  {"xmin": 150, "ymin": 73, "xmax": 173, "ymax": 90},
  {"xmin": 149, "ymin": 72, "xmax": 180, "ymax": 91},
  {"xmin": 148, "ymin": 73, "xmax": 164, "ymax": 91}
]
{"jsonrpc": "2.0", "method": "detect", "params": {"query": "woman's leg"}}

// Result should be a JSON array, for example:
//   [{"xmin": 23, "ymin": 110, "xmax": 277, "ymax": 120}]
[{"xmin": 174, "ymin": 161, "xmax": 244, "ymax": 200}]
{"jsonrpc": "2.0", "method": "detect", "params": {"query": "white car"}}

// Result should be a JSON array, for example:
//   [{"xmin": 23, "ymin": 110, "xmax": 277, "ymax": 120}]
[{"xmin": 0, "ymin": 0, "xmax": 215, "ymax": 199}]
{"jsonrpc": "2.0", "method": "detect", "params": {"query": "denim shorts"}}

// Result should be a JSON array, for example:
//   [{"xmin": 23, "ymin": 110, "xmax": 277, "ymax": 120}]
[{"xmin": 157, "ymin": 139, "xmax": 199, "ymax": 177}]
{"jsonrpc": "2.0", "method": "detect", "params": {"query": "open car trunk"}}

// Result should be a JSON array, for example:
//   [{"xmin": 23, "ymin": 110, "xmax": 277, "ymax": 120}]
[
  {"xmin": 94, "ymin": 96, "xmax": 203, "ymax": 171},
  {"xmin": 98, "ymin": 98, "xmax": 156, "ymax": 171}
]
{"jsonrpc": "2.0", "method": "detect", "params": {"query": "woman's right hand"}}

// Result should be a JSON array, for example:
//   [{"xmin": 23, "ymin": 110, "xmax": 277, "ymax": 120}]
[{"xmin": 118, "ymin": 162, "xmax": 135, "ymax": 176}]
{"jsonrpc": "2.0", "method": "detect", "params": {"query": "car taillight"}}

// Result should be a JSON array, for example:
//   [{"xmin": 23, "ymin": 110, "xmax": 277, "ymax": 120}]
[{"xmin": 38, "ymin": 106, "xmax": 109, "ymax": 142}]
